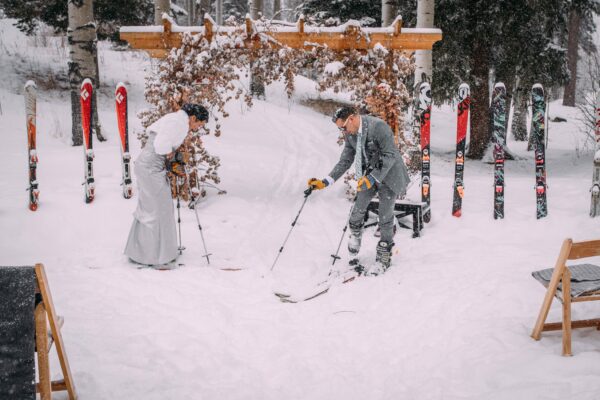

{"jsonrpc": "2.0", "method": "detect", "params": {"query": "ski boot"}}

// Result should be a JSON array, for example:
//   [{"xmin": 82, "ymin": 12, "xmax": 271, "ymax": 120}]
[
  {"xmin": 348, "ymin": 223, "xmax": 363, "ymax": 255},
  {"xmin": 366, "ymin": 240, "xmax": 393, "ymax": 276}
]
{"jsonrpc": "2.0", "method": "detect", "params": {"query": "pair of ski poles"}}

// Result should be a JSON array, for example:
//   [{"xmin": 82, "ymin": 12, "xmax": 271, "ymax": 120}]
[
  {"xmin": 270, "ymin": 186, "xmax": 357, "ymax": 271},
  {"xmin": 174, "ymin": 169, "xmax": 212, "ymax": 265}
]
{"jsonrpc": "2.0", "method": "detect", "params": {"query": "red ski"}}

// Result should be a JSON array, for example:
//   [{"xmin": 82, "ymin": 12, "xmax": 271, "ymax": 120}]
[
  {"xmin": 115, "ymin": 83, "xmax": 133, "ymax": 199},
  {"xmin": 25, "ymin": 81, "xmax": 39, "ymax": 211},
  {"xmin": 452, "ymin": 83, "xmax": 470, "ymax": 217},
  {"xmin": 80, "ymin": 78, "xmax": 95, "ymax": 203}
]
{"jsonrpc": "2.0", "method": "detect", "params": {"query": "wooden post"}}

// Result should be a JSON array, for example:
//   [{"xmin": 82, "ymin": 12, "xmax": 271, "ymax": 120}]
[
  {"xmin": 204, "ymin": 15, "xmax": 213, "ymax": 42},
  {"xmin": 297, "ymin": 15, "xmax": 304, "ymax": 34}
]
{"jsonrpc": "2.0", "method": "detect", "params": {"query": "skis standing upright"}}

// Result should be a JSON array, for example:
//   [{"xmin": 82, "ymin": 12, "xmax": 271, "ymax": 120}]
[
  {"xmin": 80, "ymin": 78, "xmax": 95, "ymax": 203},
  {"xmin": 452, "ymin": 83, "xmax": 470, "ymax": 217},
  {"xmin": 591, "ymin": 91, "xmax": 600, "ymax": 217},
  {"xmin": 491, "ymin": 83, "xmax": 507, "ymax": 219},
  {"xmin": 115, "ymin": 83, "xmax": 133, "ymax": 199},
  {"xmin": 418, "ymin": 81, "xmax": 432, "ymax": 223},
  {"xmin": 25, "ymin": 81, "xmax": 39, "ymax": 211},
  {"xmin": 531, "ymin": 84, "xmax": 548, "ymax": 219}
]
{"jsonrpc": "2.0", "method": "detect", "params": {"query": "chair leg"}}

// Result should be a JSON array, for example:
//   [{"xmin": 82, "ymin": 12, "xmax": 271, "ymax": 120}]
[
  {"xmin": 562, "ymin": 270, "xmax": 572, "ymax": 356},
  {"xmin": 35, "ymin": 303, "xmax": 52, "ymax": 400}
]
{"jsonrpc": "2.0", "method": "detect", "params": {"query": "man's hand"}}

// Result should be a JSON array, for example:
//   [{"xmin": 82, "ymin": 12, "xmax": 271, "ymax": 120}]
[
  {"xmin": 307, "ymin": 178, "xmax": 328, "ymax": 190},
  {"xmin": 357, "ymin": 175, "xmax": 376, "ymax": 191}
]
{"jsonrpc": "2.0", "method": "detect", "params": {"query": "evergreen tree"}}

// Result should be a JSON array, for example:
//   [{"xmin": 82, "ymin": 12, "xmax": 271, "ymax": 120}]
[
  {"xmin": 0, "ymin": 0, "xmax": 153, "ymax": 41},
  {"xmin": 299, "ymin": 0, "xmax": 380, "ymax": 26}
]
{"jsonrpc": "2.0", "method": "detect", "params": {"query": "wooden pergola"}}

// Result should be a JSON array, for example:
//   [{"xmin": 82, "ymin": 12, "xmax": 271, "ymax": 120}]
[{"xmin": 120, "ymin": 15, "xmax": 442, "ymax": 58}]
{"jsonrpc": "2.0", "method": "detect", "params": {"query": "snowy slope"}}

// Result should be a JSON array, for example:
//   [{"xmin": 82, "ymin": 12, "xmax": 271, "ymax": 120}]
[{"xmin": 1, "ymin": 18, "xmax": 600, "ymax": 400}]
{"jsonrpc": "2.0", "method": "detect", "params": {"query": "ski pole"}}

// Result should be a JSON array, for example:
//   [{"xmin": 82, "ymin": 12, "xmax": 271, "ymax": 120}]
[
  {"xmin": 175, "ymin": 176, "xmax": 185, "ymax": 255},
  {"xmin": 270, "ymin": 186, "xmax": 313, "ymax": 271},
  {"xmin": 184, "ymin": 167, "xmax": 212, "ymax": 265},
  {"xmin": 330, "ymin": 195, "xmax": 358, "ymax": 265}
]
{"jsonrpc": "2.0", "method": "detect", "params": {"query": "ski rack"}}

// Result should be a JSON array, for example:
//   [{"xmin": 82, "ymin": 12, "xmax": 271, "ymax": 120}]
[{"xmin": 120, "ymin": 14, "xmax": 442, "ymax": 58}]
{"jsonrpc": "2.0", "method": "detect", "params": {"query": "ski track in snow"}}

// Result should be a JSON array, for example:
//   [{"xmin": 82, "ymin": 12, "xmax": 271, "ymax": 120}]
[{"xmin": 1, "ymin": 18, "xmax": 600, "ymax": 400}]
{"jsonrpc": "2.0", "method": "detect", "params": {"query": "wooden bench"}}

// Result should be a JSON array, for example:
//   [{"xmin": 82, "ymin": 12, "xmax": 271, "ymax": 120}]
[{"xmin": 364, "ymin": 199, "xmax": 430, "ymax": 238}]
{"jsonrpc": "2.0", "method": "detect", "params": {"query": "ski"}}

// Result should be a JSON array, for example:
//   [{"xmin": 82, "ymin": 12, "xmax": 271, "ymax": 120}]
[
  {"xmin": 25, "ymin": 81, "xmax": 39, "ymax": 211},
  {"xmin": 418, "ymin": 81, "xmax": 432, "ymax": 223},
  {"xmin": 115, "ymin": 83, "xmax": 133, "ymax": 199},
  {"xmin": 531, "ymin": 84, "xmax": 548, "ymax": 219},
  {"xmin": 80, "ymin": 78, "xmax": 95, "ymax": 203},
  {"xmin": 452, "ymin": 83, "xmax": 470, "ymax": 217},
  {"xmin": 591, "ymin": 91, "xmax": 600, "ymax": 217},
  {"xmin": 274, "ymin": 259, "xmax": 366, "ymax": 303},
  {"xmin": 492, "ymin": 83, "xmax": 507, "ymax": 219}
]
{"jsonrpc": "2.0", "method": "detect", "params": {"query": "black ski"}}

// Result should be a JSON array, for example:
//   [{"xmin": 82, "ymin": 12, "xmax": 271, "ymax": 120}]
[
  {"xmin": 531, "ymin": 84, "xmax": 548, "ymax": 219},
  {"xmin": 492, "ymin": 83, "xmax": 507, "ymax": 219}
]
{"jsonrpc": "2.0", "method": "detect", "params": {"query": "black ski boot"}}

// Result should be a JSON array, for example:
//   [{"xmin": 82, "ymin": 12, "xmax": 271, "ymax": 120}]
[
  {"xmin": 366, "ymin": 240, "xmax": 393, "ymax": 276},
  {"xmin": 347, "ymin": 223, "xmax": 363, "ymax": 255}
]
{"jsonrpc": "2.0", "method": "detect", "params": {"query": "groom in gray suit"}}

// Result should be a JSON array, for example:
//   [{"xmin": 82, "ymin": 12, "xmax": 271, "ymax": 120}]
[{"xmin": 308, "ymin": 106, "xmax": 410, "ymax": 275}]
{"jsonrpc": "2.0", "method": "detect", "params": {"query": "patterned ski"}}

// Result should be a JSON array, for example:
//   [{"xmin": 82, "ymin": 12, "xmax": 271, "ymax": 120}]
[
  {"xmin": 25, "ymin": 81, "xmax": 39, "ymax": 211},
  {"xmin": 591, "ymin": 91, "xmax": 600, "ymax": 217},
  {"xmin": 492, "ymin": 83, "xmax": 507, "ymax": 219},
  {"xmin": 80, "ymin": 78, "xmax": 95, "ymax": 203},
  {"xmin": 418, "ymin": 82, "xmax": 432, "ymax": 223},
  {"xmin": 452, "ymin": 83, "xmax": 470, "ymax": 217},
  {"xmin": 531, "ymin": 84, "xmax": 548, "ymax": 219},
  {"xmin": 116, "ymin": 83, "xmax": 133, "ymax": 199}
]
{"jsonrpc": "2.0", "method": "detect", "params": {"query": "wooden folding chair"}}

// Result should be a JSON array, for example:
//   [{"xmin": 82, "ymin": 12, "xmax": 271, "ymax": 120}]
[
  {"xmin": 34, "ymin": 263, "xmax": 77, "ymax": 399},
  {"xmin": 531, "ymin": 238, "xmax": 600, "ymax": 356}
]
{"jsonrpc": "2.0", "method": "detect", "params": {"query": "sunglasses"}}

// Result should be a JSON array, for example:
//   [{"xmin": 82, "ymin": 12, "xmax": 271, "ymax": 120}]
[{"xmin": 337, "ymin": 116, "xmax": 352, "ymax": 132}]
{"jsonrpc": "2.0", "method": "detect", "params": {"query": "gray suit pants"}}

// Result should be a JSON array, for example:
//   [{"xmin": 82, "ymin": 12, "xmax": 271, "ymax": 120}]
[{"xmin": 349, "ymin": 182, "xmax": 396, "ymax": 244}]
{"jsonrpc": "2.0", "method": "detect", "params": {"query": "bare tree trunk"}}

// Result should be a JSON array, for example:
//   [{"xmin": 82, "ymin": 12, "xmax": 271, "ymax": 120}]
[
  {"xmin": 511, "ymin": 84, "xmax": 528, "ymax": 141},
  {"xmin": 381, "ymin": 0, "xmax": 397, "ymax": 27},
  {"xmin": 467, "ymin": 39, "xmax": 491, "ymax": 159},
  {"xmin": 68, "ymin": 0, "xmax": 103, "ymax": 146},
  {"xmin": 414, "ymin": 0, "xmax": 434, "ymax": 83},
  {"xmin": 154, "ymin": 0, "xmax": 170, "ymax": 24},
  {"xmin": 563, "ymin": 8, "xmax": 580, "ymax": 107},
  {"xmin": 199, "ymin": 0, "xmax": 210, "ymax": 24},
  {"xmin": 273, "ymin": 0, "xmax": 281, "ymax": 19},
  {"xmin": 249, "ymin": 0, "xmax": 265, "ymax": 98},
  {"xmin": 216, "ymin": 0, "xmax": 223, "ymax": 24}
]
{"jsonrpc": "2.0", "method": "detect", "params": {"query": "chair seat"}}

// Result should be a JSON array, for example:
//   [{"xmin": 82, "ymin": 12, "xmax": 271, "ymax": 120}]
[{"xmin": 532, "ymin": 263, "xmax": 600, "ymax": 299}]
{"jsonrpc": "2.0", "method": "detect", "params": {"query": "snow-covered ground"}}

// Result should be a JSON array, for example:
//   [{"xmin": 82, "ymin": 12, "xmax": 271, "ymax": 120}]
[{"xmin": 1, "ymin": 19, "xmax": 600, "ymax": 400}]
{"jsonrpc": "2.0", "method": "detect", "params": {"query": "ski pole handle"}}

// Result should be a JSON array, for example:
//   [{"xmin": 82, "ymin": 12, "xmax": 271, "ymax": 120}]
[{"xmin": 304, "ymin": 186, "xmax": 313, "ymax": 197}]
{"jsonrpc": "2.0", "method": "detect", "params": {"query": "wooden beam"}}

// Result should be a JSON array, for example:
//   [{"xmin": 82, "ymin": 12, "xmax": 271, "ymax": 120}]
[{"xmin": 119, "ymin": 16, "xmax": 442, "ymax": 59}]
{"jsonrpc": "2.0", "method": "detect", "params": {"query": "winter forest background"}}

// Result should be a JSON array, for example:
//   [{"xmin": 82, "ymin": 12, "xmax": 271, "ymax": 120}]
[{"xmin": 1, "ymin": 0, "xmax": 600, "ymax": 399}]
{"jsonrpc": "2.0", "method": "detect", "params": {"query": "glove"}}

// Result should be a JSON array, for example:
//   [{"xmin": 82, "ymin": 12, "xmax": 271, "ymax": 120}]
[
  {"xmin": 307, "ymin": 178, "xmax": 328, "ymax": 190},
  {"xmin": 357, "ymin": 174, "xmax": 376, "ymax": 192}
]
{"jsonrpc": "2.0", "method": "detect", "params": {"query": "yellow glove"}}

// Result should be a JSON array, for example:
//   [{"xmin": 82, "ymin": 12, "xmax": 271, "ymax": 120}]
[
  {"xmin": 357, "ymin": 175, "xmax": 376, "ymax": 192},
  {"xmin": 307, "ymin": 178, "xmax": 328, "ymax": 190}
]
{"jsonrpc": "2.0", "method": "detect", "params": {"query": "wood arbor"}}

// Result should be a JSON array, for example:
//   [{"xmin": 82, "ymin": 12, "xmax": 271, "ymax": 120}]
[{"xmin": 119, "ymin": 15, "xmax": 442, "ymax": 58}]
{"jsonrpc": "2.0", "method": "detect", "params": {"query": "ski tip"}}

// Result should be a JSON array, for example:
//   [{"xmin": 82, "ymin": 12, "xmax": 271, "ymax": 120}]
[
  {"xmin": 29, "ymin": 203, "xmax": 38, "ymax": 211},
  {"xmin": 116, "ymin": 82, "xmax": 127, "ymax": 91},
  {"xmin": 419, "ymin": 81, "xmax": 431, "ymax": 90},
  {"xmin": 81, "ymin": 78, "xmax": 93, "ymax": 87},
  {"xmin": 24, "ymin": 80, "xmax": 37, "ymax": 89},
  {"xmin": 494, "ymin": 82, "xmax": 506, "ymax": 89},
  {"xmin": 458, "ymin": 83, "xmax": 469, "ymax": 90},
  {"xmin": 532, "ymin": 83, "xmax": 543, "ymax": 90}
]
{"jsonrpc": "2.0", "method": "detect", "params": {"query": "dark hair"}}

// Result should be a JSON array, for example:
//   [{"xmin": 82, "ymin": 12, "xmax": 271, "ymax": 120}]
[
  {"xmin": 181, "ymin": 103, "xmax": 209, "ymax": 122},
  {"xmin": 332, "ymin": 106, "xmax": 356, "ymax": 122}
]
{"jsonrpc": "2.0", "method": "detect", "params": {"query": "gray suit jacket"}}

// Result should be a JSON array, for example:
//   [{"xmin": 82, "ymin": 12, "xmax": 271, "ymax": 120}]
[{"xmin": 329, "ymin": 115, "xmax": 410, "ymax": 196}]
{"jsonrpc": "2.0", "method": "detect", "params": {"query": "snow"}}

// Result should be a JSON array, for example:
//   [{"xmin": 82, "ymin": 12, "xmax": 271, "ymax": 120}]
[
  {"xmin": 1, "ymin": 18, "xmax": 600, "ymax": 400},
  {"xmin": 323, "ymin": 61, "xmax": 345, "ymax": 76}
]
